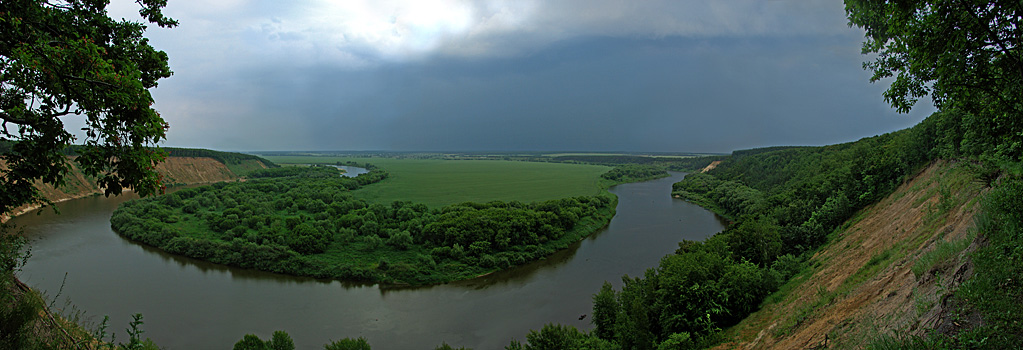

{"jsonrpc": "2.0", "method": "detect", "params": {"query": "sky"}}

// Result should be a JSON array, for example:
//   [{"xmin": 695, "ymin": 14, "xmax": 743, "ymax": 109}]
[{"xmin": 104, "ymin": 0, "xmax": 934, "ymax": 153}]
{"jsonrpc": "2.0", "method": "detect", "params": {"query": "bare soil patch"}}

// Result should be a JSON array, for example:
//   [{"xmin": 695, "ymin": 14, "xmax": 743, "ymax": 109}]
[
  {"xmin": 701, "ymin": 160, "xmax": 722, "ymax": 173},
  {"xmin": 2, "ymin": 157, "xmax": 239, "ymax": 222},
  {"xmin": 713, "ymin": 161, "xmax": 983, "ymax": 349}
]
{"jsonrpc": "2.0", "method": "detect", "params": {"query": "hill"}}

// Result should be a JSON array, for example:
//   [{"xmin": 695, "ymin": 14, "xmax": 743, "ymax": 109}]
[
  {"xmin": 1, "ymin": 149, "xmax": 273, "ymax": 222},
  {"xmin": 505, "ymin": 109, "xmax": 1020, "ymax": 350},
  {"xmin": 714, "ymin": 160, "xmax": 983, "ymax": 348}
]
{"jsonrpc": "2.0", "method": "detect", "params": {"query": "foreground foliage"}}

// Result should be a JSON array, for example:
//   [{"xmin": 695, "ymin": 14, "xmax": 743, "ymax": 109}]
[
  {"xmin": 0, "ymin": 0, "xmax": 177, "ymax": 214},
  {"xmin": 846, "ymin": 0, "xmax": 1023, "ymax": 160},
  {"xmin": 1, "ymin": 226, "xmax": 160, "ymax": 349},
  {"xmin": 234, "ymin": 331, "xmax": 476, "ymax": 350},
  {"xmin": 111, "ymin": 165, "xmax": 615, "ymax": 284}
]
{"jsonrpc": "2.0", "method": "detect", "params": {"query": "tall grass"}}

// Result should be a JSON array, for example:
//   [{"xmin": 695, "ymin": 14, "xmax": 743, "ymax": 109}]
[{"xmin": 911, "ymin": 232, "xmax": 974, "ymax": 279}]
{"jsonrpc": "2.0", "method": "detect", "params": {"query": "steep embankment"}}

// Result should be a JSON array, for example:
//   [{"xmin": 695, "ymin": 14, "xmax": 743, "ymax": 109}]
[
  {"xmin": 2, "ymin": 156, "xmax": 267, "ymax": 222},
  {"xmin": 714, "ymin": 161, "xmax": 984, "ymax": 349}
]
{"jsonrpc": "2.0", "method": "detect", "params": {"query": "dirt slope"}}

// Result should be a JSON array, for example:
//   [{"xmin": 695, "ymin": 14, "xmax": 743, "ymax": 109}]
[
  {"xmin": 155, "ymin": 156, "xmax": 240, "ymax": 185},
  {"xmin": 713, "ymin": 161, "xmax": 984, "ymax": 349},
  {"xmin": 2, "ymin": 156, "xmax": 255, "ymax": 222}
]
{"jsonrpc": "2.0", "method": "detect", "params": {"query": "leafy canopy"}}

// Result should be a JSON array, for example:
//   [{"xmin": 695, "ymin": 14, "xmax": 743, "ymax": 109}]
[
  {"xmin": 0, "ymin": 0, "xmax": 176, "ymax": 214},
  {"xmin": 845, "ymin": 0, "xmax": 1022, "ymax": 159}
]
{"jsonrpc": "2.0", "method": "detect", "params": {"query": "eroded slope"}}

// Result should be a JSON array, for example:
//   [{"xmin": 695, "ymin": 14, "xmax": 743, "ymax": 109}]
[
  {"xmin": 715, "ymin": 161, "xmax": 984, "ymax": 349},
  {"xmin": 1, "ymin": 156, "xmax": 266, "ymax": 221}
]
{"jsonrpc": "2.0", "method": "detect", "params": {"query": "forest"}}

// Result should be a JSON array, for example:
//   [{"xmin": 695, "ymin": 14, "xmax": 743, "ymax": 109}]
[
  {"xmin": 110, "ymin": 164, "xmax": 618, "ymax": 284},
  {"xmin": 579, "ymin": 111, "xmax": 947, "ymax": 348},
  {"xmin": 540, "ymin": 106, "xmax": 1021, "ymax": 349}
]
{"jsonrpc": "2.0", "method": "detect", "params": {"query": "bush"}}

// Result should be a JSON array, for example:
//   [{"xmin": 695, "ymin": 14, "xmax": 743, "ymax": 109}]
[
  {"xmin": 771, "ymin": 254, "xmax": 803, "ymax": 280},
  {"xmin": 324, "ymin": 337, "xmax": 372, "ymax": 350},
  {"xmin": 386, "ymin": 231, "xmax": 413, "ymax": 250}
]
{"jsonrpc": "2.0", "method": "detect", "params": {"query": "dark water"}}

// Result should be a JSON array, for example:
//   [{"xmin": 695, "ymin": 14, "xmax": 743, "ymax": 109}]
[{"xmin": 14, "ymin": 172, "xmax": 725, "ymax": 349}]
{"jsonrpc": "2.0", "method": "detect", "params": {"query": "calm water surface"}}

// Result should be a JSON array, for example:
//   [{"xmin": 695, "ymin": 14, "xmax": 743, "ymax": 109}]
[{"xmin": 15, "ymin": 172, "xmax": 724, "ymax": 349}]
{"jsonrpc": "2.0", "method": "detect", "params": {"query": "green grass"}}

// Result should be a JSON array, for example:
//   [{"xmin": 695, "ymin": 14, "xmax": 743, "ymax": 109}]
[
  {"xmin": 262, "ymin": 156, "xmax": 611, "ymax": 207},
  {"xmin": 911, "ymin": 232, "xmax": 975, "ymax": 278}
]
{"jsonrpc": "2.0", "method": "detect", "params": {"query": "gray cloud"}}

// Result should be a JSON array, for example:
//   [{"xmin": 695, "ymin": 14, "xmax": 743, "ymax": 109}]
[{"xmin": 104, "ymin": 0, "xmax": 931, "ymax": 153}]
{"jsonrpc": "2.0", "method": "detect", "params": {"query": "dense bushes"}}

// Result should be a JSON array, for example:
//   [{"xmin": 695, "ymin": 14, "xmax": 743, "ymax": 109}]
[
  {"xmin": 600, "ymin": 165, "xmax": 668, "ymax": 182},
  {"xmin": 673, "ymin": 111, "xmax": 958, "ymax": 258},
  {"xmin": 948, "ymin": 178, "xmax": 1023, "ymax": 348},
  {"xmin": 111, "ymin": 166, "xmax": 615, "ymax": 285},
  {"xmin": 587, "ymin": 226, "xmax": 786, "ymax": 349}
]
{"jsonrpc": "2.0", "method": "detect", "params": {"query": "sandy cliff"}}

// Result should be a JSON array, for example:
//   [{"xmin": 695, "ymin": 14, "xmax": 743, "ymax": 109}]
[{"xmin": 2, "ymin": 156, "xmax": 264, "ymax": 222}]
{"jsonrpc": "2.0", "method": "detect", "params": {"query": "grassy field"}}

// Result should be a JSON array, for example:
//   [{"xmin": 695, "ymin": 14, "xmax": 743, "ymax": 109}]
[{"xmin": 262, "ymin": 156, "xmax": 611, "ymax": 207}]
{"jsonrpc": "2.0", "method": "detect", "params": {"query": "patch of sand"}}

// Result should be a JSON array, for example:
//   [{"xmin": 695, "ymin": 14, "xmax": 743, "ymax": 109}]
[{"xmin": 702, "ymin": 160, "xmax": 722, "ymax": 173}]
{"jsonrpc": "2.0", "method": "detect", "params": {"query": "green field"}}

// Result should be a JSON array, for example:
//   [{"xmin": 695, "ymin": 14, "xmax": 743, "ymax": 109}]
[{"xmin": 262, "ymin": 156, "xmax": 611, "ymax": 207}]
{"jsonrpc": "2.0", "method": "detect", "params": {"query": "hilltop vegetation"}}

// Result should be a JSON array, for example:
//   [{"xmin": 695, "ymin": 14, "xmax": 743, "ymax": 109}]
[
  {"xmin": 576, "ymin": 118, "xmax": 940, "ymax": 348},
  {"xmin": 491, "ymin": 103, "xmax": 1022, "ymax": 350}
]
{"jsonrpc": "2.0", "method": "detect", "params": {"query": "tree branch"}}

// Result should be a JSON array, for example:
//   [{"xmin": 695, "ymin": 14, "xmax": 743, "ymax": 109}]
[{"xmin": 58, "ymin": 73, "xmax": 117, "ymax": 88}]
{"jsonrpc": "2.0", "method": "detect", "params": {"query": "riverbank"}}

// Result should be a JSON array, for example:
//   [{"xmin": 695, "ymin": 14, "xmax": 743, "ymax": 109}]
[
  {"xmin": 110, "ymin": 165, "xmax": 621, "ymax": 285},
  {"xmin": 16, "ymin": 171, "xmax": 724, "ymax": 349},
  {"xmin": 105, "ymin": 160, "xmax": 670, "ymax": 285},
  {"xmin": 1, "ymin": 156, "xmax": 263, "ymax": 223}
]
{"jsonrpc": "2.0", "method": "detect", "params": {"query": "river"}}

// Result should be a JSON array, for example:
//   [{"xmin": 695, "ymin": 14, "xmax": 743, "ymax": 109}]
[
  {"xmin": 14, "ymin": 171, "xmax": 725, "ymax": 349},
  {"xmin": 331, "ymin": 164, "xmax": 371, "ymax": 178}
]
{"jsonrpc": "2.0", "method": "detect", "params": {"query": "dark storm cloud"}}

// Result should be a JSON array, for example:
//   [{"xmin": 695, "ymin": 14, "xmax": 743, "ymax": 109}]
[
  {"xmin": 205, "ymin": 35, "xmax": 928, "ymax": 152},
  {"xmin": 112, "ymin": 0, "xmax": 933, "ymax": 152}
]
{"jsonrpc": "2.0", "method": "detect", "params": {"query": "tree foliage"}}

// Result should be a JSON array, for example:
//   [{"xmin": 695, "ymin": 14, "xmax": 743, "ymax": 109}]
[
  {"xmin": 845, "ymin": 0, "xmax": 1023, "ymax": 159},
  {"xmin": 0, "ymin": 0, "xmax": 177, "ymax": 215},
  {"xmin": 232, "ymin": 331, "xmax": 295, "ymax": 350},
  {"xmin": 323, "ymin": 337, "xmax": 371, "ymax": 350},
  {"xmin": 600, "ymin": 165, "xmax": 668, "ymax": 183}
]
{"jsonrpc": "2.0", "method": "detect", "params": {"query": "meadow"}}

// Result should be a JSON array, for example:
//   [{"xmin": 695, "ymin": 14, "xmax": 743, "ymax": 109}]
[{"xmin": 261, "ymin": 156, "xmax": 611, "ymax": 207}]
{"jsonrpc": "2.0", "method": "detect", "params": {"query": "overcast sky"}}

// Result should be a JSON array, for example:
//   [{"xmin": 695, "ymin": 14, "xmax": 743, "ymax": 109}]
[{"xmin": 105, "ymin": 0, "xmax": 933, "ymax": 153}]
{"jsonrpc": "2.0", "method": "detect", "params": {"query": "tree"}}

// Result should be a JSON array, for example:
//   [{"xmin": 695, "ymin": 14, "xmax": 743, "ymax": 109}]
[
  {"xmin": 267, "ymin": 331, "xmax": 295, "ymax": 350},
  {"xmin": 0, "ymin": 0, "xmax": 177, "ymax": 215},
  {"xmin": 845, "ymin": 0, "xmax": 1023, "ymax": 159},
  {"xmin": 232, "ymin": 331, "xmax": 295, "ymax": 350},
  {"xmin": 233, "ymin": 334, "xmax": 269, "ymax": 350},
  {"xmin": 591, "ymin": 281, "xmax": 618, "ymax": 341},
  {"xmin": 523, "ymin": 324, "xmax": 581, "ymax": 350},
  {"xmin": 323, "ymin": 337, "xmax": 372, "ymax": 350}
]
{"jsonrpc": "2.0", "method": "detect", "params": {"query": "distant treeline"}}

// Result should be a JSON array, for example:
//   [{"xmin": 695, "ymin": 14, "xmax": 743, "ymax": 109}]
[
  {"xmin": 727, "ymin": 145, "xmax": 814, "ymax": 157},
  {"xmin": 600, "ymin": 164, "xmax": 669, "ymax": 183},
  {"xmin": 111, "ymin": 166, "xmax": 615, "ymax": 284},
  {"xmin": 334, "ymin": 160, "xmax": 379, "ymax": 170},
  {"xmin": 255, "ymin": 150, "xmax": 723, "ymax": 172},
  {"xmin": 551, "ymin": 155, "xmax": 725, "ymax": 172},
  {"xmin": 162, "ymin": 147, "xmax": 277, "ymax": 168}
]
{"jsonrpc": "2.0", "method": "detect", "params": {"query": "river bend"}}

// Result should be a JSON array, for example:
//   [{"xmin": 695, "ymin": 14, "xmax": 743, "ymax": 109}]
[{"xmin": 15, "ymin": 172, "xmax": 724, "ymax": 349}]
